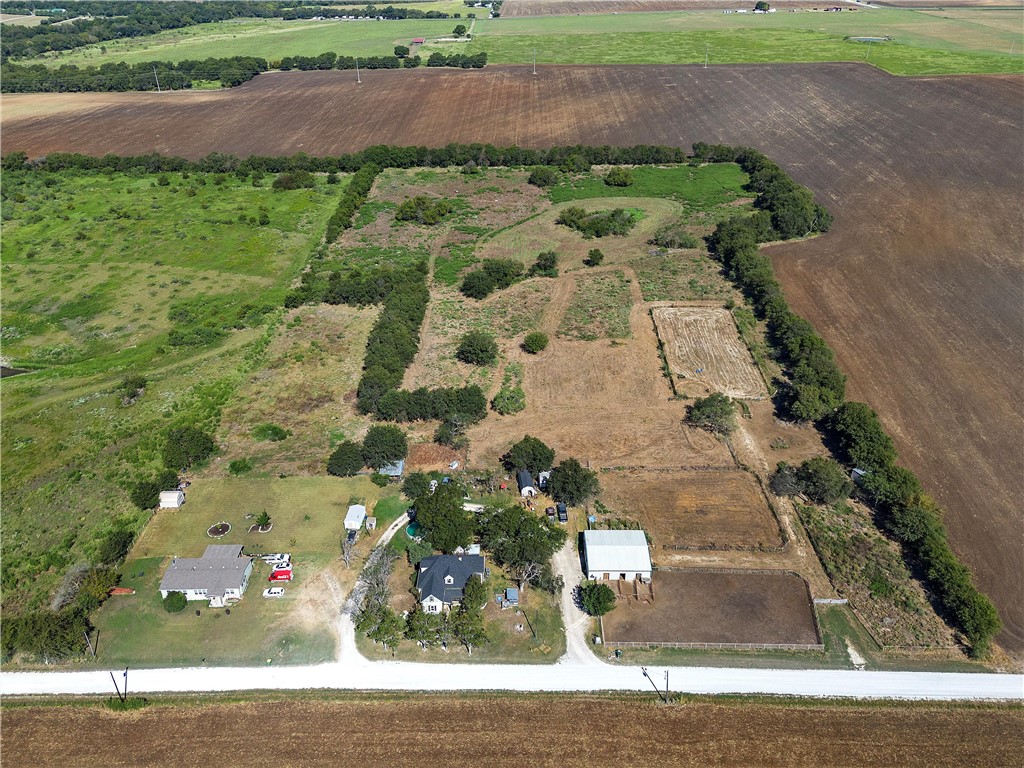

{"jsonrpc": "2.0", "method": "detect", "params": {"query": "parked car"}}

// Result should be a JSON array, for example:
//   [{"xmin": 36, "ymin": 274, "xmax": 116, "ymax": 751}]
[
  {"xmin": 346, "ymin": 529, "xmax": 357, "ymax": 544},
  {"xmin": 267, "ymin": 560, "xmax": 292, "ymax": 570},
  {"xmin": 557, "ymin": 503, "xmax": 568, "ymax": 523},
  {"xmin": 545, "ymin": 506, "xmax": 556, "ymax": 520},
  {"xmin": 263, "ymin": 587, "xmax": 285, "ymax": 598},
  {"xmin": 268, "ymin": 570, "xmax": 293, "ymax": 582}
]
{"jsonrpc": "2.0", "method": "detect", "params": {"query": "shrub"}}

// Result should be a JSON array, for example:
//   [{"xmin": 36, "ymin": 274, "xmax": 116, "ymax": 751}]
[
  {"xmin": 435, "ymin": 417, "xmax": 468, "ymax": 449},
  {"xmin": 460, "ymin": 259, "xmax": 524, "ymax": 300},
  {"xmin": 527, "ymin": 166, "xmax": 558, "ymax": 188},
  {"xmin": 162, "ymin": 427, "xmax": 215, "ymax": 470},
  {"xmin": 529, "ymin": 250, "xmax": 558, "ymax": 278},
  {"xmin": 272, "ymin": 170, "xmax": 316, "ymax": 190},
  {"xmin": 794, "ymin": 457, "xmax": 852, "ymax": 505},
  {"xmin": 97, "ymin": 527, "xmax": 134, "ymax": 565},
  {"xmin": 252, "ymin": 423, "xmax": 290, "ymax": 442},
  {"xmin": 556, "ymin": 206, "xmax": 638, "ymax": 238},
  {"xmin": 604, "ymin": 167, "xmax": 633, "ymax": 187},
  {"xmin": 456, "ymin": 331, "xmax": 498, "ymax": 365},
  {"xmin": 650, "ymin": 222, "xmax": 699, "ymax": 249},
  {"xmin": 394, "ymin": 44, "xmax": 410, "ymax": 57},
  {"xmin": 686, "ymin": 393, "xmax": 736, "ymax": 435},
  {"xmin": 228, "ymin": 458, "xmax": 254, "ymax": 475},
  {"xmin": 394, "ymin": 195, "xmax": 452, "ymax": 225},
  {"xmin": 371, "ymin": 473, "xmax": 390, "ymax": 487},
  {"xmin": 522, "ymin": 331, "xmax": 549, "ymax": 354},
  {"xmin": 361, "ymin": 425, "xmax": 409, "ymax": 470},
  {"xmin": 492, "ymin": 386, "xmax": 526, "ymax": 415},
  {"xmin": 163, "ymin": 591, "xmax": 187, "ymax": 613},
  {"xmin": 580, "ymin": 581, "xmax": 616, "ymax": 616},
  {"xmin": 327, "ymin": 440, "xmax": 364, "ymax": 477},
  {"xmin": 584, "ymin": 248, "xmax": 605, "ymax": 267}
]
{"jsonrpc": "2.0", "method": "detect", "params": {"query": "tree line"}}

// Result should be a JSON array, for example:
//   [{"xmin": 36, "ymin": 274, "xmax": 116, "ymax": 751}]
[{"xmin": 701, "ymin": 142, "xmax": 1000, "ymax": 655}]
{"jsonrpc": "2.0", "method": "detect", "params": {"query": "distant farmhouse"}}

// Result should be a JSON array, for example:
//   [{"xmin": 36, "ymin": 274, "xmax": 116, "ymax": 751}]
[
  {"xmin": 345, "ymin": 504, "xmax": 367, "ymax": 531},
  {"xmin": 416, "ymin": 554, "xmax": 485, "ymax": 613},
  {"xmin": 159, "ymin": 545, "xmax": 253, "ymax": 608},
  {"xmin": 582, "ymin": 530, "xmax": 652, "ymax": 582}
]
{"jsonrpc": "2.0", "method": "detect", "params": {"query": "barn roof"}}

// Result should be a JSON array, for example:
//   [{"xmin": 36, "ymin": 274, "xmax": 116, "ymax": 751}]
[{"xmin": 583, "ymin": 530, "xmax": 652, "ymax": 573}]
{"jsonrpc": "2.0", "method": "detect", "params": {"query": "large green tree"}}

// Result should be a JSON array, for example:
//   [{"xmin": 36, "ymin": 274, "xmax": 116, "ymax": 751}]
[
  {"xmin": 162, "ymin": 426, "xmax": 215, "ymax": 470},
  {"xmin": 502, "ymin": 435, "xmax": 555, "ymax": 473},
  {"xmin": 456, "ymin": 330, "xmax": 498, "ymax": 365},
  {"xmin": 327, "ymin": 440, "xmax": 364, "ymax": 476},
  {"xmin": 548, "ymin": 458, "xmax": 599, "ymax": 506},
  {"xmin": 579, "ymin": 581, "xmax": 616, "ymax": 616},
  {"xmin": 414, "ymin": 483, "xmax": 474, "ymax": 553},
  {"xmin": 360, "ymin": 425, "xmax": 408, "ymax": 470},
  {"xmin": 795, "ymin": 457, "xmax": 852, "ymax": 505},
  {"xmin": 477, "ymin": 504, "xmax": 567, "ymax": 589},
  {"xmin": 686, "ymin": 392, "xmax": 736, "ymax": 435}
]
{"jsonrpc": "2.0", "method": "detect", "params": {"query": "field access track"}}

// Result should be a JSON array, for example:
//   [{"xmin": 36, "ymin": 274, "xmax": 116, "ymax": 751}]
[{"xmin": 2, "ymin": 64, "xmax": 1021, "ymax": 654}]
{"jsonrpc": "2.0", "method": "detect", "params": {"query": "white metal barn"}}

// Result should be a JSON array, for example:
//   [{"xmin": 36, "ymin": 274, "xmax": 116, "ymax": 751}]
[
  {"xmin": 159, "ymin": 490, "xmax": 185, "ymax": 508},
  {"xmin": 345, "ymin": 504, "xmax": 367, "ymax": 531},
  {"xmin": 582, "ymin": 530, "xmax": 653, "ymax": 582}
]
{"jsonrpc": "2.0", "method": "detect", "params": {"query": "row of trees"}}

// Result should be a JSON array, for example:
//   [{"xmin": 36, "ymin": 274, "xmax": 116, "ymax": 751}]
[
  {"xmin": 327, "ymin": 424, "xmax": 409, "ymax": 476},
  {"xmin": 2, "ymin": 56, "xmax": 268, "ymax": 93},
  {"xmin": 701, "ymin": 142, "xmax": 1000, "ymax": 655},
  {"xmin": 824, "ymin": 403, "xmax": 1001, "ymax": 655},
  {"xmin": 279, "ymin": 53, "xmax": 421, "ymax": 71},
  {"xmin": 324, "ymin": 163, "xmax": 380, "ymax": 243},
  {"xmin": 460, "ymin": 258, "xmax": 523, "ymax": 299},
  {"xmin": 426, "ymin": 51, "xmax": 487, "ymax": 69},
  {"xmin": 556, "ymin": 207, "xmax": 638, "ymax": 238},
  {"xmin": 6, "ymin": 143, "xmax": 692, "ymax": 176}
]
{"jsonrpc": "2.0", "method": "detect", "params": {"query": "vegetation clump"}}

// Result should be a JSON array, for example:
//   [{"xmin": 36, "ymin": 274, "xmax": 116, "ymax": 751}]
[
  {"xmin": 163, "ymin": 591, "xmax": 187, "ymax": 613},
  {"xmin": 548, "ymin": 458, "xmax": 599, "ymax": 506},
  {"xmin": 162, "ymin": 426, "xmax": 215, "ymax": 470},
  {"xmin": 361, "ymin": 425, "xmax": 409, "ymax": 470},
  {"xmin": 272, "ymin": 170, "xmax": 316, "ymax": 190},
  {"xmin": 584, "ymin": 248, "xmax": 605, "ymax": 267},
  {"xmin": 604, "ymin": 167, "xmax": 634, "ymax": 187},
  {"xmin": 527, "ymin": 166, "xmax": 558, "ymax": 188},
  {"xmin": 503, "ymin": 435, "xmax": 555, "ymax": 474},
  {"xmin": 772, "ymin": 458, "xmax": 852, "ymax": 505},
  {"xmin": 456, "ymin": 331, "xmax": 499, "ymax": 365},
  {"xmin": 528, "ymin": 250, "xmax": 558, "ymax": 278},
  {"xmin": 522, "ymin": 331, "xmax": 549, "ymax": 354},
  {"xmin": 556, "ymin": 206, "xmax": 639, "ymax": 238},
  {"xmin": 252, "ymin": 423, "xmax": 290, "ymax": 442},
  {"xmin": 395, "ymin": 195, "xmax": 452, "ymax": 226},
  {"xmin": 460, "ymin": 259, "xmax": 524, "ymax": 300},
  {"xmin": 492, "ymin": 385, "xmax": 526, "ymax": 415},
  {"xmin": 579, "ymin": 581, "xmax": 617, "ymax": 616},
  {"xmin": 327, "ymin": 440, "xmax": 365, "ymax": 477}
]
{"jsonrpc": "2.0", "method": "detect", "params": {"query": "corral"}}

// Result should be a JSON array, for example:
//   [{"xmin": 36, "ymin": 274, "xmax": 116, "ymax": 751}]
[
  {"xmin": 600, "ymin": 469, "xmax": 783, "ymax": 553},
  {"xmin": 652, "ymin": 306, "xmax": 767, "ymax": 399},
  {"xmin": 601, "ymin": 569, "xmax": 820, "ymax": 647},
  {"xmin": 6, "ymin": 63, "xmax": 1015, "ymax": 652}
]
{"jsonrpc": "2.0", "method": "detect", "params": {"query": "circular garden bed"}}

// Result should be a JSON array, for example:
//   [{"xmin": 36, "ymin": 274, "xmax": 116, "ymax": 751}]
[{"xmin": 207, "ymin": 522, "xmax": 231, "ymax": 538}]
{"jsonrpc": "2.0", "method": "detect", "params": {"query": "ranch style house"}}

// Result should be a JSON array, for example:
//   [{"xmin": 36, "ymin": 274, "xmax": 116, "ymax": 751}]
[
  {"xmin": 416, "ymin": 554, "xmax": 486, "ymax": 613},
  {"xmin": 159, "ymin": 544, "xmax": 254, "ymax": 608}
]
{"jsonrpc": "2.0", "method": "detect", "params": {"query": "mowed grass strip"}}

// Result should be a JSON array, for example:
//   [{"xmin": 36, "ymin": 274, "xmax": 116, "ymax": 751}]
[{"xmin": 548, "ymin": 163, "xmax": 749, "ymax": 207}]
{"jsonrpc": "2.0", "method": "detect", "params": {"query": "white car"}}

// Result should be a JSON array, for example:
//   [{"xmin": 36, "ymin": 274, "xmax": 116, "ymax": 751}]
[{"xmin": 263, "ymin": 587, "xmax": 285, "ymax": 598}]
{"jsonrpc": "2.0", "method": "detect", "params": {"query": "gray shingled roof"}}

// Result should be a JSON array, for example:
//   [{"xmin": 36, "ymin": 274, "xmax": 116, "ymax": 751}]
[
  {"xmin": 416, "ymin": 554, "xmax": 485, "ymax": 604},
  {"xmin": 160, "ymin": 546, "xmax": 251, "ymax": 597}
]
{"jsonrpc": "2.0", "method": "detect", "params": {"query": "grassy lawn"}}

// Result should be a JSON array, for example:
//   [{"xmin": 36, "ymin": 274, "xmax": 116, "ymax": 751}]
[
  {"xmin": 89, "ymin": 476, "xmax": 402, "ymax": 667},
  {"xmin": 35, "ymin": 17, "xmax": 458, "ymax": 67},
  {"xmin": 548, "ymin": 164, "xmax": 749, "ymax": 208},
  {"xmin": 1, "ymin": 170, "xmax": 339, "ymax": 613}
]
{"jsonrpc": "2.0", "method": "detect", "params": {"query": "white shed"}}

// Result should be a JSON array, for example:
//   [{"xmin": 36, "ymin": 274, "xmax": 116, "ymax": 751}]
[
  {"xmin": 159, "ymin": 490, "xmax": 185, "ymax": 509},
  {"xmin": 345, "ymin": 504, "xmax": 367, "ymax": 531},
  {"xmin": 582, "ymin": 530, "xmax": 653, "ymax": 582}
]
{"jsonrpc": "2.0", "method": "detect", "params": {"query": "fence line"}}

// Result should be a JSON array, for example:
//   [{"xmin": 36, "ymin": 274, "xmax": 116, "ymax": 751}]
[{"xmin": 608, "ymin": 641, "xmax": 825, "ymax": 651}]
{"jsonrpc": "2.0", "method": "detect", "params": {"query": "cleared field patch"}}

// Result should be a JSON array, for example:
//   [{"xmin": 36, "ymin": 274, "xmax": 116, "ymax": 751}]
[
  {"xmin": 600, "ymin": 469, "xmax": 783, "ymax": 553},
  {"xmin": 630, "ymin": 250, "xmax": 732, "ymax": 302},
  {"xmin": 558, "ymin": 270, "xmax": 634, "ymax": 340},
  {"xmin": 653, "ymin": 306, "xmax": 766, "ymax": 399},
  {"xmin": 602, "ymin": 569, "xmax": 819, "ymax": 646},
  {"xmin": 218, "ymin": 304, "xmax": 379, "ymax": 476}
]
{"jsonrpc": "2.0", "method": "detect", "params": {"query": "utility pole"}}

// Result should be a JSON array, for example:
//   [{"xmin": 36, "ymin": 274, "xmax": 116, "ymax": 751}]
[
  {"xmin": 865, "ymin": 40, "xmax": 872, "ymax": 61},
  {"xmin": 641, "ymin": 666, "xmax": 668, "ymax": 703},
  {"xmin": 152, "ymin": 65, "xmax": 162, "ymax": 93},
  {"xmin": 533, "ymin": 48, "xmax": 537, "ymax": 75},
  {"xmin": 356, "ymin": 58, "xmax": 361, "ymax": 84},
  {"xmin": 704, "ymin": 44, "xmax": 709, "ymax": 69},
  {"xmin": 83, "ymin": 630, "xmax": 96, "ymax": 657}
]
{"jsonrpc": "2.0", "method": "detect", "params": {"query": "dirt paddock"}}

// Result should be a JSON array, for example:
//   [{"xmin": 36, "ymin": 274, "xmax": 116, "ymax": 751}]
[
  {"xmin": 652, "ymin": 306, "xmax": 766, "ymax": 398},
  {"xmin": 602, "ymin": 569, "xmax": 819, "ymax": 645},
  {"xmin": 600, "ymin": 468, "xmax": 783, "ymax": 552}
]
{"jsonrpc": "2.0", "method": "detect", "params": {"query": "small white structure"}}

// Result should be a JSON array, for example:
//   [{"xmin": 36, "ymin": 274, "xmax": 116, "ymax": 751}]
[
  {"xmin": 159, "ymin": 490, "xmax": 185, "ymax": 508},
  {"xmin": 582, "ymin": 530, "xmax": 653, "ymax": 582},
  {"xmin": 345, "ymin": 504, "xmax": 367, "ymax": 531},
  {"xmin": 517, "ymin": 470, "xmax": 538, "ymax": 498},
  {"xmin": 159, "ymin": 544, "xmax": 253, "ymax": 607}
]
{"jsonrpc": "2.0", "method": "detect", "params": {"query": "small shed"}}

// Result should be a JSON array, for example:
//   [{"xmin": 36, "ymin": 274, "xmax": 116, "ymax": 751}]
[
  {"xmin": 411, "ymin": 37, "xmax": 425, "ymax": 44},
  {"xmin": 380, "ymin": 459, "xmax": 405, "ymax": 479},
  {"xmin": 517, "ymin": 470, "xmax": 538, "ymax": 497},
  {"xmin": 365, "ymin": 516, "xmax": 377, "ymax": 531},
  {"xmin": 159, "ymin": 490, "xmax": 185, "ymax": 509},
  {"xmin": 505, "ymin": 587, "xmax": 519, "ymax": 606},
  {"xmin": 345, "ymin": 504, "xmax": 367, "ymax": 531}
]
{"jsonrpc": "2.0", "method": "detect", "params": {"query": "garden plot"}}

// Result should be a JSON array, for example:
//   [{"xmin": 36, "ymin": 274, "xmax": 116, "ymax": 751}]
[
  {"xmin": 652, "ymin": 306, "xmax": 766, "ymax": 399},
  {"xmin": 600, "ymin": 468, "xmax": 783, "ymax": 554}
]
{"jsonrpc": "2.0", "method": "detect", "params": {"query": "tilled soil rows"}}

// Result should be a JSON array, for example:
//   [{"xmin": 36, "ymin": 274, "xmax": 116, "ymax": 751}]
[{"xmin": 3, "ymin": 64, "xmax": 1021, "ymax": 653}]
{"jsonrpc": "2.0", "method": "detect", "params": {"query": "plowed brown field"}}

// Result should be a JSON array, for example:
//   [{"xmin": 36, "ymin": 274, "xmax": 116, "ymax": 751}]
[
  {"xmin": 4, "ymin": 695, "xmax": 1022, "ymax": 767},
  {"xmin": 3, "ymin": 64, "xmax": 1021, "ymax": 653}
]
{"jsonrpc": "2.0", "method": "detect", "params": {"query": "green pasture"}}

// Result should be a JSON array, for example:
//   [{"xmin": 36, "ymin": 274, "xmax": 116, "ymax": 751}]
[
  {"xmin": 35, "ymin": 17, "xmax": 458, "ymax": 67},
  {"xmin": 0, "ymin": 170, "xmax": 338, "ymax": 612},
  {"xmin": 548, "ymin": 163, "xmax": 749, "ymax": 208}
]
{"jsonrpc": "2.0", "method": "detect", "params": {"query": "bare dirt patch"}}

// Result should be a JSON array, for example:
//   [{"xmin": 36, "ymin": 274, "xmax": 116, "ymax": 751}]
[
  {"xmin": 652, "ymin": 306, "xmax": 766, "ymax": 399},
  {"xmin": 600, "ymin": 468, "xmax": 783, "ymax": 552},
  {"xmin": 3, "ymin": 64, "xmax": 1020, "ymax": 652},
  {"xmin": 602, "ymin": 569, "xmax": 819, "ymax": 646},
  {"xmin": 7, "ymin": 695, "xmax": 1023, "ymax": 768}
]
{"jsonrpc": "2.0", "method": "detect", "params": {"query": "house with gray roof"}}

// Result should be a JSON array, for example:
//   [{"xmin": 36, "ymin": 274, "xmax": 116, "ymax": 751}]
[
  {"xmin": 416, "ymin": 554, "xmax": 485, "ymax": 613},
  {"xmin": 159, "ymin": 544, "xmax": 253, "ymax": 608}
]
